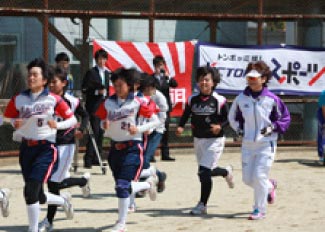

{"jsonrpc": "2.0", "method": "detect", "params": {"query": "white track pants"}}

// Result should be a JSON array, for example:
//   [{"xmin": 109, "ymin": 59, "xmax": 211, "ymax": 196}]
[
  {"xmin": 241, "ymin": 140, "xmax": 276, "ymax": 214},
  {"xmin": 51, "ymin": 144, "xmax": 75, "ymax": 183}
]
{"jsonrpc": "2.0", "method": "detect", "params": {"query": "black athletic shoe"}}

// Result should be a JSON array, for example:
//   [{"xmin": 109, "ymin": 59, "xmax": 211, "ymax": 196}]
[
  {"xmin": 135, "ymin": 191, "xmax": 146, "ymax": 198},
  {"xmin": 161, "ymin": 156, "xmax": 175, "ymax": 161},
  {"xmin": 157, "ymin": 172, "xmax": 167, "ymax": 193}
]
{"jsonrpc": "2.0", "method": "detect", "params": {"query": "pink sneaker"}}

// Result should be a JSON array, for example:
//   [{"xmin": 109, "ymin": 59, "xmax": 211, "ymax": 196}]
[
  {"xmin": 248, "ymin": 209, "xmax": 265, "ymax": 220},
  {"xmin": 267, "ymin": 179, "xmax": 277, "ymax": 204},
  {"xmin": 110, "ymin": 222, "xmax": 127, "ymax": 232}
]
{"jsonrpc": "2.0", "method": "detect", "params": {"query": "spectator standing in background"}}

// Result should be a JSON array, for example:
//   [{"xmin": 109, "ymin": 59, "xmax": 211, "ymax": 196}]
[
  {"xmin": 152, "ymin": 55, "xmax": 178, "ymax": 161},
  {"xmin": 81, "ymin": 49, "xmax": 110, "ymax": 168}
]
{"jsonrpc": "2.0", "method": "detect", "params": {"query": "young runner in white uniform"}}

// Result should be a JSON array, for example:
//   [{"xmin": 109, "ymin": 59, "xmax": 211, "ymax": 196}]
[
  {"xmin": 4, "ymin": 58, "xmax": 77, "ymax": 232},
  {"xmin": 96, "ymin": 68, "xmax": 161, "ymax": 232}
]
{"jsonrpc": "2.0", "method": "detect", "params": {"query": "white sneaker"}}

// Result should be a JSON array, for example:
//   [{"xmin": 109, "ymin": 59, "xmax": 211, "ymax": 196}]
[
  {"xmin": 38, "ymin": 218, "xmax": 53, "ymax": 232},
  {"xmin": 149, "ymin": 166, "xmax": 157, "ymax": 176},
  {"xmin": 110, "ymin": 222, "xmax": 127, "ymax": 232},
  {"xmin": 0, "ymin": 188, "xmax": 10, "ymax": 217},
  {"xmin": 81, "ymin": 172, "xmax": 91, "ymax": 198},
  {"xmin": 146, "ymin": 175, "xmax": 158, "ymax": 201},
  {"xmin": 61, "ymin": 192, "xmax": 74, "ymax": 219},
  {"xmin": 128, "ymin": 202, "xmax": 136, "ymax": 213},
  {"xmin": 225, "ymin": 165, "xmax": 235, "ymax": 189},
  {"xmin": 27, "ymin": 229, "xmax": 37, "ymax": 232},
  {"xmin": 190, "ymin": 202, "xmax": 207, "ymax": 215}
]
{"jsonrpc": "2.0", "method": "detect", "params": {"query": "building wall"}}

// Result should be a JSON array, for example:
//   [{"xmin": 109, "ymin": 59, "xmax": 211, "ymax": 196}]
[{"xmin": 0, "ymin": 16, "xmax": 56, "ymax": 63}]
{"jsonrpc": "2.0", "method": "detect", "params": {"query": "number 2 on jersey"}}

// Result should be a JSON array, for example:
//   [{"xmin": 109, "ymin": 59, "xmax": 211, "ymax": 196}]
[{"xmin": 121, "ymin": 121, "xmax": 131, "ymax": 130}]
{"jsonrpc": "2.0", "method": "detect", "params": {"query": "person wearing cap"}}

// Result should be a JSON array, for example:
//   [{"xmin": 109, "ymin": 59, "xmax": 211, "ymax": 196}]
[{"xmin": 228, "ymin": 61, "xmax": 291, "ymax": 220}]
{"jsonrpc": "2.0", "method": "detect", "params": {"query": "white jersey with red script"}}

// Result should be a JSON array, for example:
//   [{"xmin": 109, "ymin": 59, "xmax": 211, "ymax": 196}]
[
  {"xmin": 96, "ymin": 93, "xmax": 160, "ymax": 142},
  {"xmin": 4, "ymin": 88, "xmax": 74, "ymax": 143}
]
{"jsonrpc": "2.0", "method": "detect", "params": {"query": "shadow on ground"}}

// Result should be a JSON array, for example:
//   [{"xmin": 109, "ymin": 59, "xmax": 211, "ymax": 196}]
[{"xmin": 276, "ymin": 158, "xmax": 325, "ymax": 167}]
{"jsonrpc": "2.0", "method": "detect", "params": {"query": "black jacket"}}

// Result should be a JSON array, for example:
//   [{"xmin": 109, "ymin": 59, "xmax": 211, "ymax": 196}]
[
  {"xmin": 81, "ymin": 66, "xmax": 110, "ymax": 114},
  {"xmin": 178, "ymin": 92, "xmax": 229, "ymax": 138},
  {"xmin": 152, "ymin": 74, "xmax": 178, "ymax": 112},
  {"xmin": 56, "ymin": 94, "xmax": 89, "ymax": 145}
]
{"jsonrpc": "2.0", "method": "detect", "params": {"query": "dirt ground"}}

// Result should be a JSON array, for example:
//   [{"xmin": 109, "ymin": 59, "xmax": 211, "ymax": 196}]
[{"xmin": 0, "ymin": 146, "xmax": 324, "ymax": 232}]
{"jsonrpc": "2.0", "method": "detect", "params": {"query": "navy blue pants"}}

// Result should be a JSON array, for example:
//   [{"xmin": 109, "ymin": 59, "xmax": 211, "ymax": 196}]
[
  {"xmin": 19, "ymin": 141, "xmax": 58, "ymax": 183},
  {"xmin": 108, "ymin": 140, "xmax": 144, "ymax": 198},
  {"xmin": 108, "ymin": 140, "xmax": 144, "ymax": 182},
  {"xmin": 317, "ymin": 108, "xmax": 325, "ymax": 158}
]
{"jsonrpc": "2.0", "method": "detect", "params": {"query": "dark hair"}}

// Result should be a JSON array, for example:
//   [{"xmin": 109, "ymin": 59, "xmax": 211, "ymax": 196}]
[
  {"xmin": 139, "ymin": 72, "xmax": 156, "ymax": 92},
  {"xmin": 127, "ymin": 68, "xmax": 141, "ymax": 84},
  {"xmin": 245, "ymin": 61, "xmax": 272, "ymax": 86},
  {"xmin": 49, "ymin": 66, "xmax": 68, "ymax": 82},
  {"xmin": 27, "ymin": 58, "xmax": 49, "ymax": 82},
  {"xmin": 94, "ymin": 49, "xmax": 108, "ymax": 61},
  {"xmin": 195, "ymin": 66, "xmax": 221, "ymax": 88},
  {"xmin": 153, "ymin": 55, "xmax": 166, "ymax": 66},
  {"xmin": 111, "ymin": 67, "xmax": 134, "ymax": 92},
  {"xmin": 55, "ymin": 52, "xmax": 70, "ymax": 63}
]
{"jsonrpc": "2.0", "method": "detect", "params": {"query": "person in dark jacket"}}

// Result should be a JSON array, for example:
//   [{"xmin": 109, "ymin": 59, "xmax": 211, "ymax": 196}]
[
  {"xmin": 152, "ymin": 55, "xmax": 178, "ymax": 161},
  {"xmin": 81, "ymin": 49, "xmax": 110, "ymax": 168}
]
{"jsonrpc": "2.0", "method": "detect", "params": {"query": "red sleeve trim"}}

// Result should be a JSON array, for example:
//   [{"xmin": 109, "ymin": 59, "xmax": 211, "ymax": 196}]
[
  {"xmin": 95, "ymin": 101, "xmax": 108, "ymax": 120},
  {"xmin": 52, "ymin": 93, "xmax": 73, "ymax": 119},
  {"xmin": 4, "ymin": 95, "xmax": 19, "ymax": 118},
  {"xmin": 139, "ymin": 100, "xmax": 157, "ymax": 118}
]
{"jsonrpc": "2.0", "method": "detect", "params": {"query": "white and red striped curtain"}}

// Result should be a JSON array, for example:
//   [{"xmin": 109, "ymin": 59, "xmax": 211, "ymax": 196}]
[{"xmin": 93, "ymin": 40, "xmax": 195, "ymax": 116}]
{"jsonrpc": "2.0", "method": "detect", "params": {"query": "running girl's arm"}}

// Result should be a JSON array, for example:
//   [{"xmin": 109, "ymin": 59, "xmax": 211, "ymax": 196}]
[
  {"xmin": 176, "ymin": 101, "xmax": 192, "ymax": 136},
  {"xmin": 135, "ymin": 113, "xmax": 161, "ymax": 134},
  {"xmin": 154, "ymin": 90, "xmax": 168, "ymax": 124},
  {"xmin": 178, "ymin": 101, "xmax": 192, "ymax": 128},
  {"xmin": 4, "ymin": 96, "xmax": 19, "ymax": 119},
  {"xmin": 3, "ymin": 95, "xmax": 23, "ymax": 129},
  {"xmin": 95, "ymin": 101, "xmax": 109, "ymax": 130},
  {"xmin": 228, "ymin": 97, "xmax": 243, "ymax": 132},
  {"xmin": 270, "ymin": 97, "xmax": 291, "ymax": 134},
  {"xmin": 55, "ymin": 116, "xmax": 77, "ymax": 129},
  {"xmin": 134, "ymin": 100, "xmax": 161, "ymax": 133},
  {"xmin": 54, "ymin": 96, "xmax": 77, "ymax": 129},
  {"xmin": 219, "ymin": 100, "xmax": 229, "ymax": 128}
]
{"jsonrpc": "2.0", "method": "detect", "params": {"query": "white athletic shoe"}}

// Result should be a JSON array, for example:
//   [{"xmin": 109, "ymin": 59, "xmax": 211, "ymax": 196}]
[
  {"xmin": 27, "ymin": 228, "xmax": 40, "ymax": 232},
  {"xmin": 61, "ymin": 192, "xmax": 74, "ymax": 220},
  {"xmin": 225, "ymin": 165, "xmax": 235, "ymax": 189},
  {"xmin": 128, "ymin": 202, "xmax": 136, "ymax": 213},
  {"xmin": 38, "ymin": 218, "xmax": 53, "ymax": 232},
  {"xmin": 190, "ymin": 202, "xmax": 207, "ymax": 215},
  {"xmin": 149, "ymin": 166, "xmax": 157, "ymax": 176},
  {"xmin": 81, "ymin": 172, "xmax": 91, "ymax": 198},
  {"xmin": 27, "ymin": 229, "xmax": 37, "ymax": 232},
  {"xmin": 0, "ymin": 188, "xmax": 10, "ymax": 217},
  {"xmin": 110, "ymin": 221, "xmax": 127, "ymax": 232},
  {"xmin": 146, "ymin": 175, "xmax": 158, "ymax": 201}
]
